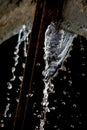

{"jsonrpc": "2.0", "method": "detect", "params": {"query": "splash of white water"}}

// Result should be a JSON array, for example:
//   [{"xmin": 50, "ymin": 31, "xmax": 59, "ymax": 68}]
[
  {"xmin": 3, "ymin": 25, "xmax": 31, "ymax": 120},
  {"xmin": 40, "ymin": 22, "xmax": 77, "ymax": 130}
]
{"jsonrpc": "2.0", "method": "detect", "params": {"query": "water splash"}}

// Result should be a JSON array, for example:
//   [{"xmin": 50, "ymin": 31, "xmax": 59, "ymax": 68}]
[
  {"xmin": 3, "ymin": 25, "xmax": 31, "ymax": 123},
  {"xmin": 40, "ymin": 22, "xmax": 77, "ymax": 129},
  {"xmin": 6, "ymin": 24, "xmax": 30, "ymax": 91}
]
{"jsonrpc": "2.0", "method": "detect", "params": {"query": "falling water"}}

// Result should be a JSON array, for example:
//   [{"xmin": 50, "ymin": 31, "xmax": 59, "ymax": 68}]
[
  {"xmin": 40, "ymin": 22, "xmax": 77, "ymax": 130},
  {"xmin": 3, "ymin": 25, "xmax": 31, "ymax": 125}
]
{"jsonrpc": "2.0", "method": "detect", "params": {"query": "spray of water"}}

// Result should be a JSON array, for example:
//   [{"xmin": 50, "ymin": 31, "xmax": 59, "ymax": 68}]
[
  {"xmin": 40, "ymin": 22, "xmax": 77, "ymax": 130},
  {"xmin": 3, "ymin": 25, "xmax": 31, "ymax": 124}
]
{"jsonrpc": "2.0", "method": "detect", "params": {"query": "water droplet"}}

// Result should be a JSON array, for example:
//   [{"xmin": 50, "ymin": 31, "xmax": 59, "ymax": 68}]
[
  {"xmin": 62, "ymin": 101, "xmax": 66, "ymax": 105},
  {"xmin": 50, "ymin": 107, "xmax": 56, "ymax": 110},
  {"xmin": 33, "ymin": 103, "xmax": 36, "ymax": 108},
  {"xmin": 36, "ymin": 62, "xmax": 41, "ymax": 66},
  {"xmin": 81, "ymin": 73, "xmax": 86, "ymax": 76},
  {"xmin": 19, "ymin": 76, "xmax": 23, "ymax": 81},
  {"xmin": 33, "ymin": 113, "xmax": 37, "ymax": 116},
  {"xmin": 35, "ymin": 126, "xmax": 39, "ymax": 129},
  {"xmin": 16, "ymin": 90, "xmax": 19, "ymax": 93},
  {"xmin": 10, "ymin": 75, "xmax": 16, "ymax": 81},
  {"xmin": 0, "ymin": 123, "xmax": 4, "ymax": 127},
  {"xmin": 6, "ymin": 97, "xmax": 10, "ymax": 101},
  {"xmin": 68, "ymin": 70, "xmax": 71, "ymax": 74},
  {"xmin": 26, "ymin": 93, "xmax": 34, "ymax": 98},
  {"xmin": 54, "ymin": 100, "xmax": 57, "ymax": 103},
  {"xmin": 24, "ymin": 53, "xmax": 27, "ymax": 57},
  {"xmin": 26, "ymin": 94, "xmax": 29, "ymax": 98},
  {"xmin": 14, "ymin": 60, "xmax": 18, "ymax": 66},
  {"xmin": 42, "ymin": 101, "xmax": 49, "ymax": 107},
  {"xmin": 7, "ymin": 82, "xmax": 12, "ymax": 89},
  {"xmin": 16, "ymin": 98, "xmax": 19, "ymax": 103},
  {"xmin": 14, "ymin": 49, "xmax": 19, "ymax": 55},
  {"xmin": 73, "ymin": 104, "xmax": 77, "ymax": 108},
  {"xmin": 63, "ymin": 91, "xmax": 67, "ymax": 95},
  {"xmin": 81, "ymin": 63, "xmax": 85, "ymax": 66},
  {"xmin": 68, "ymin": 95, "xmax": 70, "ymax": 98},
  {"xmin": 49, "ymin": 83, "xmax": 54, "ymax": 93},
  {"xmin": 12, "ymin": 67, "xmax": 16, "ymax": 73},
  {"xmin": 37, "ymin": 114, "xmax": 42, "ymax": 118},
  {"xmin": 76, "ymin": 115, "xmax": 79, "ymax": 118},
  {"xmin": 0, "ymin": 120, "xmax": 3, "ymax": 123},
  {"xmin": 61, "ymin": 65, "xmax": 67, "ymax": 71},
  {"xmin": 4, "ymin": 103, "xmax": 10, "ymax": 117},
  {"xmin": 82, "ymin": 56, "xmax": 85, "ymax": 59},
  {"xmin": 22, "ymin": 63, "xmax": 25, "ymax": 68},
  {"xmin": 57, "ymin": 114, "xmax": 61, "ymax": 119},
  {"xmin": 70, "ymin": 124, "xmax": 75, "ymax": 128},
  {"xmin": 40, "ymin": 119, "xmax": 45, "ymax": 130},
  {"xmin": 8, "ymin": 113, "xmax": 12, "ymax": 118},
  {"xmin": 14, "ymin": 55, "xmax": 19, "ymax": 61},
  {"xmin": 63, "ymin": 76, "xmax": 66, "ymax": 80},
  {"xmin": 76, "ymin": 92, "xmax": 80, "ymax": 98},
  {"xmin": 68, "ymin": 80, "xmax": 72, "ymax": 86},
  {"xmin": 54, "ymin": 125, "xmax": 57, "ymax": 128},
  {"xmin": 79, "ymin": 121, "xmax": 82, "ymax": 124},
  {"xmin": 29, "ymin": 93, "xmax": 33, "ymax": 97},
  {"xmin": 7, "ymin": 93, "xmax": 10, "ymax": 95},
  {"xmin": 80, "ymin": 47, "xmax": 84, "ymax": 51},
  {"xmin": 36, "ymin": 110, "xmax": 39, "ymax": 113}
]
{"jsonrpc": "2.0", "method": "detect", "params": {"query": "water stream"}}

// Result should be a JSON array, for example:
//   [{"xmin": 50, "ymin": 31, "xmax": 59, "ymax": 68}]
[
  {"xmin": 0, "ymin": 25, "xmax": 31, "ymax": 128},
  {"xmin": 0, "ymin": 22, "xmax": 87, "ymax": 129},
  {"xmin": 40, "ymin": 22, "xmax": 77, "ymax": 130}
]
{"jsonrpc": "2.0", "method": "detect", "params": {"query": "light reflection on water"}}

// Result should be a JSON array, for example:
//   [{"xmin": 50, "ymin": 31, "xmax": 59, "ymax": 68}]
[
  {"xmin": 0, "ymin": 22, "xmax": 87, "ymax": 129},
  {"xmin": 0, "ymin": 25, "xmax": 31, "ymax": 127},
  {"xmin": 40, "ymin": 22, "xmax": 77, "ymax": 130}
]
